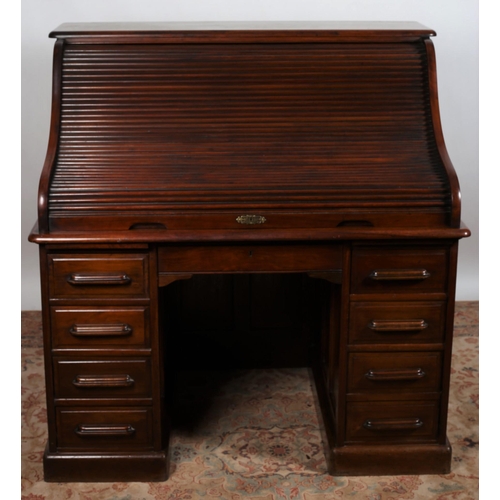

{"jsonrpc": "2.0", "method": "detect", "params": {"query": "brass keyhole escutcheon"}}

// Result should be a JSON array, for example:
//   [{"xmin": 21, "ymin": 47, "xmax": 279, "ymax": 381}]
[{"xmin": 236, "ymin": 215, "xmax": 266, "ymax": 225}]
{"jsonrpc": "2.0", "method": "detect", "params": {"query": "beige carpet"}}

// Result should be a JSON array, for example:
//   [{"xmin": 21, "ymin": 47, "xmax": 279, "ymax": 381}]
[{"xmin": 21, "ymin": 302, "xmax": 478, "ymax": 499}]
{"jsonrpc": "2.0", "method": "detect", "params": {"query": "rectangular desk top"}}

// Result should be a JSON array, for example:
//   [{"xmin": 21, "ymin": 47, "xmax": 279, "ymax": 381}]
[{"xmin": 50, "ymin": 21, "xmax": 436, "ymax": 40}]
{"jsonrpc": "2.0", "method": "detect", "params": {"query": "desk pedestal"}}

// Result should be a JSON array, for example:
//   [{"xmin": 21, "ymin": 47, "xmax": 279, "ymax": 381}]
[{"xmin": 38, "ymin": 239, "xmax": 459, "ymax": 481}]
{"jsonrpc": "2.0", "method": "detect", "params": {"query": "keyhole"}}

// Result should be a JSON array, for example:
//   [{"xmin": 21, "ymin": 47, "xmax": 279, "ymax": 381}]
[{"xmin": 249, "ymin": 250, "xmax": 253, "ymax": 257}]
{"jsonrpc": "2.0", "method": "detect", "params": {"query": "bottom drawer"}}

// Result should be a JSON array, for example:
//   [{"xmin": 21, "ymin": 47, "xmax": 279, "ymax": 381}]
[
  {"xmin": 345, "ymin": 401, "xmax": 439, "ymax": 444},
  {"xmin": 56, "ymin": 407, "xmax": 153, "ymax": 451}
]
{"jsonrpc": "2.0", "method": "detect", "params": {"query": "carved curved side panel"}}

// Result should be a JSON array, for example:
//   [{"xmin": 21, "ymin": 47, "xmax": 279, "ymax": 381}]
[
  {"xmin": 424, "ymin": 38, "xmax": 462, "ymax": 228},
  {"xmin": 37, "ymin": 39, "xmax": 64, "ymax": 233}
]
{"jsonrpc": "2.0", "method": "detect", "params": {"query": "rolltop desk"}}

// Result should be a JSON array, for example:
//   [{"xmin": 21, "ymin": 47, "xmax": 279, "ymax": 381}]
[{"xmin": 29, "ymin": 22, "xmax": 470, "ymax": 482}]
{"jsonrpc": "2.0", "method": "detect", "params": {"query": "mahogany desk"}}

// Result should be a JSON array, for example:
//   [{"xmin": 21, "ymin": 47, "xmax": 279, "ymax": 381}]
[{"xmin": 29, "ymin": 22, "xmax": 470, "ymax": 482}]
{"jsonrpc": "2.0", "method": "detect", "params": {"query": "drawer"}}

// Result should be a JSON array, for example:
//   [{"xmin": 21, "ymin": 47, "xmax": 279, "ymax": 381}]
[
  {"xmin": 351, "ymin": 246, "xmax": 448, "ymax": 294},
  {"xmin": 53, "ymin": 358, "xmax": 152, "ymax": 399},
  {"xmin": 347, "ymin": 352, "xmax": 442, "ymax": 395},
  {"xmin": 345, "ymin": 401, "xmax": 439, "ymax": 443},
  {"xmin": 51, "ymin": 306, "xmax": 149, "ymax": 349},
  {"xmin": 349, "ymin": 301, "xmax": 446, "ymax": 345},
  {"xmin": 56, "ymin": 407, "xmax": 153, "ymax": 451},
  {"xmin": 158, "ymin": 244, "xmax": 342, "ymax": 273},
  {"xmin": 49, "ymin": 253, "xmax": 149, "ymax": 299}
]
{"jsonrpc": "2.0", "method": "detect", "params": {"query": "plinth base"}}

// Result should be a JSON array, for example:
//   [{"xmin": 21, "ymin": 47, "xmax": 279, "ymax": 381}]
[
  {"xmin": 329, "ymin": 440, "xmax": 452, "ymax": 476},
  {"xmin": 43, "ymin": 444, "xmax": 169, "ymax": 482}
]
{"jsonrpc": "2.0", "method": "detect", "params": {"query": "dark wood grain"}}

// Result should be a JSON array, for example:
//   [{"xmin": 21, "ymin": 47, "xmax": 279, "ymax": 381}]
[
  {"xmin": 48, "ymin": 253, "xmax": 149, "ymax": 299},
  {"xmin": 53, "ymin": 358, "xmax": 152, "ymax": 399},
  {"xmin": 30, "ymin": 22, "xmax": 469, "ymax": 481},
  {"xmin": 55, "ymin": 407, "xmax": 154, "ymax": 450},
  {"xmin": 425, "ymin": 39, "xmax": 462, "ymax": 227},
  {"xmin": 158, "ymin": 245, "xmax": 342, "ymax": 273},
  {"xmin": 42, "ymin": 38, "xmax": 455, "ymax": 232},
  {"xmin": 50, "ymin": 306, "xmax": 149, "ymax": 351},
  {"xmin": 348, "ymin": 301, "xmax": 446, "ymax": 345},
  {"xmin": 350, "ymin": 245, "xmax": 449, "ymax": 294},
  {"xmin": 49, "ymin": 21, "xmax": 436, "ymax": 43},
  {"xmin": 37, "ymin": 40, "xmax": 64, "ymax": 233},
  {"xmin": 345, "ymin": 401, "xmax": 439, "ymax": 443},
  {"xmin": 347, "ymin": 351, "xmax": 442, "ymax": 395},
  {"xmin": 29, "ymin": 225, "xmax": 471, "ymax": 244}
]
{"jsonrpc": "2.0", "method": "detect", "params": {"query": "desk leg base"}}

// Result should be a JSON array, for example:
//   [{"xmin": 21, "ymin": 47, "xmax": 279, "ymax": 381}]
[
  {"xmin": 329, "ymin": 440, "xmax": 452, "ymax": 476},
  {"xmin": 43, "ymin": 444, "xmax": 170, "ymax": 482}
]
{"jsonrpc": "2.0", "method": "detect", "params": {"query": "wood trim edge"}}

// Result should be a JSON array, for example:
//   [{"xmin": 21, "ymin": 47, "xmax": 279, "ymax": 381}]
[
  {"xmin": 424, "ymin": 39, "xmax": 462, "ymax": 228},
  {"xmin": 37, "ymin": 39, "xmax": 64, "ymax": 233}
]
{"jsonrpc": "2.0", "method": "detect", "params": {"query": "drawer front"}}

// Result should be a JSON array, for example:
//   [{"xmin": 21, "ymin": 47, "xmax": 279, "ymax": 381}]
[
  {"xmin": 345, "ymin": 401, "xmax": 439, "ymax": 443},
  {"xmin": 51, "ymin": 306, "xmax": 149, "ymax": 349},
  {"xmin": 53, "ymin": 358, "xmax": 152, "ymax": 399},
  {"xmin": 349, "ymin": 301, "xmax": 446, "ymax": 345},
  {"xmin": 347, "ymin": 352, "xmax": 442, "ymax": 394},
  {"xmin": 49, "ymin": 253, "xmax": 149, "ymax": 299},
  {"xmin": 56, "ymin": 407, "xmax": 153, "ymax": 451},
  {"xmin": 351, "ymin": 246, "xmax": 448, "ymax": 294},
  {"xmin": 158, "ymin": 244, "xmax": 342, "ymax": 273}
]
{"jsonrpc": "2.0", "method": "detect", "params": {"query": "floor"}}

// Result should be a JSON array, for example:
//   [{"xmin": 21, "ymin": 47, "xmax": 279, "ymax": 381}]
[{"xmin": 21, "ymin": 302, "xmax": 479, "ymax": 499}]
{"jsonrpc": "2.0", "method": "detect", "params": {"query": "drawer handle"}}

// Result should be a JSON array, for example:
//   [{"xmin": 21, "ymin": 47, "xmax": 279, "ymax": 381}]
[
  {"xmin": 368, "ymin": 319, "xmax": 428, "ymax": 332},
  {"xmin": 69, "ymin": 323, "xmax": 133, "ymax": 337},
  {"xmin": 365, "ymin": 368, "xmax": 426, "ymax": 381},
  {"xmin": 74, "ymin": 424, "xmax": 136, "ymax": 436},
  {"xmin": 363, "ymin": 418, "xmax": 424, "ymax": 431},
  {"xmin": 369, "ymin": 269, "xmax": 431, "ymax": 281},
  {"xmin": 72, "ymin": 374, "xmax": 135, "ymax": 388},
  {"xmin": 67, "ymin": 273, "xmax": 131, "ymax": 286}
]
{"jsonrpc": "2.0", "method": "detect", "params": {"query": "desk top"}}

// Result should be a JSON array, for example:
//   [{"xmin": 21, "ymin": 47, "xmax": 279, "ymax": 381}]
[{"xmin": 50, "ymin": 21, "xmax": 436, "ymax": 42}]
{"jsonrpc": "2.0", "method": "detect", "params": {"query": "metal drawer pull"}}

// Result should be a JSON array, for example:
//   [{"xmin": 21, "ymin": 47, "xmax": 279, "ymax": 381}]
[
  {"xmin": 67, "ymin": 273, "xmax": 131, "ymax": 286},
  {"xmin": 75, "ymin": 424, "xmax": 136, "ymax": 436},
  {"xmin": 365, "ymin": 368, "xmax": 426, "ymax": 381},
  {"xmin": 368, "ymin": 319, "xmax": 428, "ymax": 332},
  {"xmin": 69, "ymin": 323, "xmax": 133, "ymax": 337},
  {"xmin": 363, "ymin": 418, "xmax": 424, "ymax": 431},
  {"xmin": 369, "ymin": 269, "xmax": 431, "ymax": 281},
  {"xmin": 72, "ymin": 374, "xmax": 135, "ymax": 388}
]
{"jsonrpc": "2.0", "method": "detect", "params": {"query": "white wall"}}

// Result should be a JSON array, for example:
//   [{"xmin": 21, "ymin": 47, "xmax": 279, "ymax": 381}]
[{"xmin": 21, "ymin": 0, "xmax": 479, "ymax": 309}]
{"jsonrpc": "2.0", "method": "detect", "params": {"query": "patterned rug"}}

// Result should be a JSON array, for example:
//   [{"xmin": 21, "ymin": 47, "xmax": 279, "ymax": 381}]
[{"xmin": 21, "ymin": 302, "xmax": 478, "ymax": 499}]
